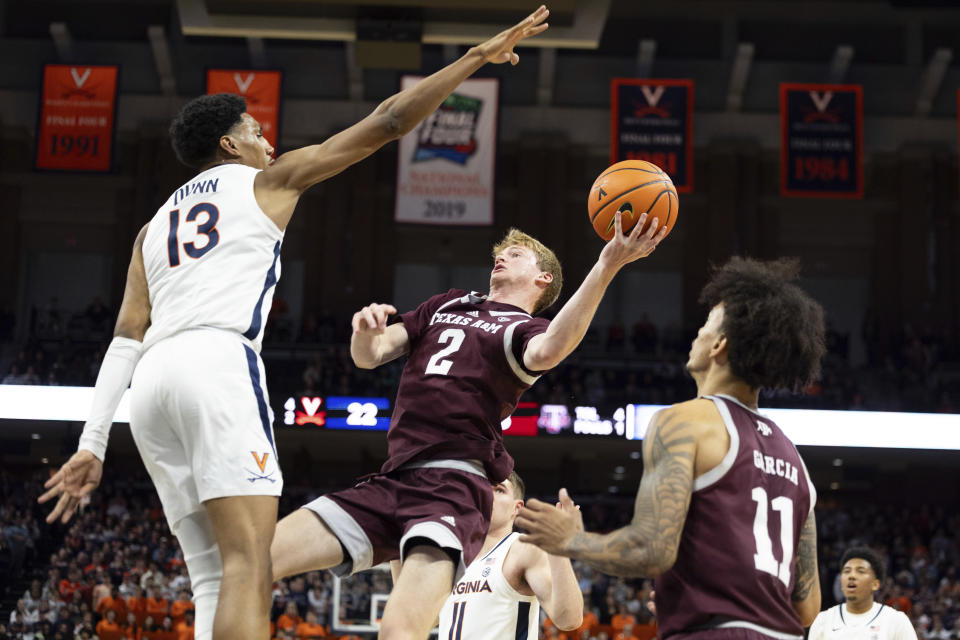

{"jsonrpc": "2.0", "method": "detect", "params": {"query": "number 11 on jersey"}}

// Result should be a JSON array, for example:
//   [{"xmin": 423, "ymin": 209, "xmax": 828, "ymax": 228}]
[{"xmin": 751, "ymin": 486, "xmax": 794, "ymax": 587}]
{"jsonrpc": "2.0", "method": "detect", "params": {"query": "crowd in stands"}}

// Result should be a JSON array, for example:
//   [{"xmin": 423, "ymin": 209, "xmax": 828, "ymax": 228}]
[
  {"xmin": 3, "ymin": 466, "xmax": 960, "ymax": 640},
  {"xmin": 2, "ymin": 297, "xmax": 959, "ymax": 416}
]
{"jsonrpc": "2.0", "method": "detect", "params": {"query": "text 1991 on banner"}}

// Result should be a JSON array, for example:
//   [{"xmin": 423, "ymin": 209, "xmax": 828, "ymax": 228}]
[{"xmin": 36, "ymin": 65, "xmax": 118, "ymax": 172}]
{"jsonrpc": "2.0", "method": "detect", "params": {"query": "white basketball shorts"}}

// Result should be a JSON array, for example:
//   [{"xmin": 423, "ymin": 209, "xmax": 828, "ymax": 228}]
[{"xmin": 129, "ymin": 327, "xmax": 283, "ymax": 529}]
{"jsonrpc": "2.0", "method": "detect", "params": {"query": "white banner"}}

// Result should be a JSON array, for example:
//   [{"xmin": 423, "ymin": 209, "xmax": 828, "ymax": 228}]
[{"xmin": 395, "ymin": 76, "xmax": 498, "ymax": 225}]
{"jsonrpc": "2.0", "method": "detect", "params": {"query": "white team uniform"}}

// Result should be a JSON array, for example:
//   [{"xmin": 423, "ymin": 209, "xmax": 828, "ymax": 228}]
[
  {"xmin": 808, "ymin": 603, "xmax": 918, "ymax": 640},
  {"xmin": 129, "ymin": 163, "xmax": 284, "ymax": 529},
  {"xmin": 438, "ymin": 533, "xmax": 539, "ymax": 640}
]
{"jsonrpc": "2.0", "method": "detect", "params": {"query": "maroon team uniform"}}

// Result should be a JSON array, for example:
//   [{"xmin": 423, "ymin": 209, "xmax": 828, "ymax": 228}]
[
  {"xmin": 303, "ymin": 290, "xmax": 549, "ymax": 576},
  {"xmin": 654, "ymin": 395, "xmax": 816, "ymax": 640}
]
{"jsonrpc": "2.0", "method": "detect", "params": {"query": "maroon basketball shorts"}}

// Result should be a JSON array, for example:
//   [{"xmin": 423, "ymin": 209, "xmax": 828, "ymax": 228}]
[
  {"xmin": 302, "ymin": 460, "xmax": 494, "ymax": 578},
  {"xmin": 669, "ymin": 626, "xmax": 803, "ymax": 640}
]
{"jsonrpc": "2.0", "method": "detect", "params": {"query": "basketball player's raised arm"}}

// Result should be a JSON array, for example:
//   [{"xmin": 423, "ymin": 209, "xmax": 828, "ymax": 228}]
[
  {"xmin": 517, "ymin": 541, "xmax": 583, "ymax": 630},
  {"xmin": 38, "ymin": 224, "xmax": 152, "ymax": 524},
  {"xmin": 253, "ymin": 7, "xmax": 549, "ymax": 227},
  {"xmin": 523, "ymin": 212, "xmax": 666, "ymax": 371},
  {"xmin": 791, "ymin": 512, "xmax": 821, "ymax": 626},
  {"xmin": 517, "ymin": 406, "xmax": 696, "ymax": 577},
  {"xmin": 350, "ymin": 303, "xmax": 410, "ymax": 369}
]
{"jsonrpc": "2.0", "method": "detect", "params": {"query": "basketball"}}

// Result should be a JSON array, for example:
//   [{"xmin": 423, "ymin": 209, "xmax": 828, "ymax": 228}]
[{"xmin": 587, "ymin": 160, "xmax": 679, "ymax": 242}]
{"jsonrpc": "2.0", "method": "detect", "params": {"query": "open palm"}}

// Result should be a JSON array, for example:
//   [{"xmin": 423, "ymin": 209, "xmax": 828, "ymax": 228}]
[{"xmin": 476, "ymin": 5, "xmax": 550, "ymax": 65}]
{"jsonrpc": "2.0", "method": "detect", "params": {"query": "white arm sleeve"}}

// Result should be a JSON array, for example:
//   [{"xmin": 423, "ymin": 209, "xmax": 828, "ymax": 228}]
[{"xmin": 77, "ymin": 336, "xmax": 143, "ymax": 462}]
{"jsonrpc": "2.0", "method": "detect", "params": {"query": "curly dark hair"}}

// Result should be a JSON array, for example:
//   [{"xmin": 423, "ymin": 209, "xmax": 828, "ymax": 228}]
[
  {"xmin": 840, "ymin": 547, "xmax": 885, "ymax": 582},
  {"xmin": 698, "ymin": 256, "xmax": 825, "ymax": 392},
  {"xmin": 169, "ymin": 93, "xmax": 246, "ymax": 169}
]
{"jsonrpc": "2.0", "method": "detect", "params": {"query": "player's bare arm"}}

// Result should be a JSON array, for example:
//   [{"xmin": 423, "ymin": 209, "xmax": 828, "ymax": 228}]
[
  {"xmin": 38, "ymin": 224, "xmax": 152, "ymax": 524},
  {"xmin": 517, "ymin": 405, "xmax": 696, "ymax": 577},
  {"xmin": 253, "ymin": 5, "xmax": 550, "ymax": 229},
  {"xmin": 790, "ymin": 512, "xmax": 821, "ymax": 626},
  {"xmin": 113, "ymin": 223, "xmax": 152, "ymax": 341},
  {"xmin": 523, "ymin": 211, "xmax": 667, "ymax": 371},
  {"xmin": 350, "ymin": 303, "xmax": 410, "ymax": 369},
  {"xmin": 513, "ymin": 538, "xmax": 583, "ymax": 630}
]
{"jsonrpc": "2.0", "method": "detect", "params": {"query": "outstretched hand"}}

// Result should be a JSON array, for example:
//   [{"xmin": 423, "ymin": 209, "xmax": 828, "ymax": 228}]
[
  {"xmin": 37, "ymin": 449, "xmax": 103, "ymax": 524},
  {"xmin": 351, "ymin": 303, "xmax": 397, "ymax": 335},
  {"xmin": 599, "ymin": 211, "xmax": 668, "ymax": 271},
  {"xmin": 475, "ymin": 5, "xmax": 550, "ymax": 65},
  {"xmin": 517, "ymin": 488, "xmax": 584, "ymax": 556}
]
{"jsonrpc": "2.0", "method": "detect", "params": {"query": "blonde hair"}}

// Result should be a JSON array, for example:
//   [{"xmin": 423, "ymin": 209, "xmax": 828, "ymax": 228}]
[
  {"xmin": 507, "ymin": 471, "xmax": 526, "ymax": 500},
  {"xmin": 491, "ymin": 229, "xmax": 563, "ymax": 315}
]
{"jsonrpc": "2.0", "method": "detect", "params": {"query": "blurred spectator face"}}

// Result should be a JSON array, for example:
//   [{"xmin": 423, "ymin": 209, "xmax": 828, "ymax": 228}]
[{"xmin": 285, "ymin": 601, "xmax": 298, "ymax": 616}]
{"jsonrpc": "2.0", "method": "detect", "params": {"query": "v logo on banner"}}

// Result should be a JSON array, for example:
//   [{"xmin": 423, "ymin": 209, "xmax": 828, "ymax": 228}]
[
  {"xmin": 234, "ymin": 72, "xmax": 255, "ymax": 94},
  {"xmin": 641, "ymin": 85, "xmax": 665, "ymax": 107},
  {"xmin": 70, "ymin": 68, "xmax": 92, "ymax": 88},
  {"xmin": 809, "ymin": 91, "xmax": 834, "ymax": 113}
]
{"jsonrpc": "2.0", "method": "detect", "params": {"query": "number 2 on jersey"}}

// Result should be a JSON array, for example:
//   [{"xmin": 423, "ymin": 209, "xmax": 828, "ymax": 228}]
[
  {"xmin": 167, "ymin": 203, "xmax": 220, "ymax": 267},
  {"xmin": 751, "ymin": 486, "xmax": 794, "ymax": 587},
  {"xmin": 425, "ymin": 328, "xmax": 465, "ymax": 375}
]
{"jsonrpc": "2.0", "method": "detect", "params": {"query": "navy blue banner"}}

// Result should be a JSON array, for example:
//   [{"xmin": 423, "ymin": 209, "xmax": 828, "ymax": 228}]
[
  {"xmin": 781, "ymin": 83, "xmax": 863, "ymax": 198},
  {"xmin": 611, "ymin": 78, "xmax": 693, "ymax": 192}
]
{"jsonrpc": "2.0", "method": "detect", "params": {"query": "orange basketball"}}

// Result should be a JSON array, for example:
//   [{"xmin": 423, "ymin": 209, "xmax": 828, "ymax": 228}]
[{"xmin": 587, "ymin": 159, "xmax": 679, "ymax": 242}]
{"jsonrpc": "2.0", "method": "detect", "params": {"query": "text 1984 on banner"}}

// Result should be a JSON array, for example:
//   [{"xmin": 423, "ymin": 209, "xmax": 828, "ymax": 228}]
[
  {"xmin": 36, "ymin": 65, "xmax": 119, "ymax": 172},
  {"xmin": 610, "ymin": 78, "xmax": 694, "ymax": 193},
  {"xmin": 780, "ymin": 83, "xmax": 863, "ymax": 198},
  {"xmin": 395, "ymin": 76, "xmax": 499, "ymax": 226}
]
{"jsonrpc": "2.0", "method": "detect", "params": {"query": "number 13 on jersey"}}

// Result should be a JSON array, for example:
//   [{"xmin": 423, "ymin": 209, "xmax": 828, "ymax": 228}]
[{"xmin": 168, "ymin": 202, "xmax": 220, "ymax": 267}]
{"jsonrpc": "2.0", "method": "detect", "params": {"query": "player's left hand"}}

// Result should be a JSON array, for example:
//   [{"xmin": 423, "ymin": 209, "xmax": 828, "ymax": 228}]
[
  {"xmin": 599, "ymin": 211, "xmax": 668, "ymax": 271},
  {"xmin": 38, "ymin": 449, "xmax": 103, "ymax": 524},
  {"xmin": 517, "ymin": 487, "xmax": 584, "ymax": 556},
  {"xmin": 474, "ymin": 5, "xmax": 549, "ymax": 66}
]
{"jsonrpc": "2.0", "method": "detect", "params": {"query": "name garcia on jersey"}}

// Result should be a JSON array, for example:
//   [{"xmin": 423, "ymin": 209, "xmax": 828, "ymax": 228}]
[
  {"xmin": 430, "ymin": 311, "xmax": 504, "ymax": 335},
  {"xmin": 753, "ymin": 449, "xmax": 800, "ymax": 486}
]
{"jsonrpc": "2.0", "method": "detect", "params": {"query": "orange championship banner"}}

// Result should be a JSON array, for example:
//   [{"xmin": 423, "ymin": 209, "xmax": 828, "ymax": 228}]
[
  {"xmin": 206, "ymin": 70, "xmax": 282, "ymax": 148},
  {"xmin": 36, "ymin": 64, "xmax": 118, "ymax": 171}
]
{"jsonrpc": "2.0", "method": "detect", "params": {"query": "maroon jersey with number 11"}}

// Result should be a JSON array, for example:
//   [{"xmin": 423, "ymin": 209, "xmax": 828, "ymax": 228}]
[
  {"xmin": 654, "ymin": 394, "xmax": 816, "ymax": 640},
  {"xmin": 381, "ymin": 289, "xmax": 550, "ymax": 483}
]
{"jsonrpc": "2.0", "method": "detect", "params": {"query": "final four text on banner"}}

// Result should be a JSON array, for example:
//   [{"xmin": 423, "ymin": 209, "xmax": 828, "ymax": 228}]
[
  {"xmin": 36, "ymin": 65, "xmax": 118, "ymax": 172},
  {"xmin": 780, "ymin": 83, "xmax": 863, "ymax": 198},
  {"xmin": 206, "ymin": 70, "xmax": 282, "ymax": 148},
  {"xmin": 610, "ymin": 78, "xmax": 694, "ymax": 193},
  {"xmin": 395, "ymin": 76, "xmax": 498, "ymax": 225}
]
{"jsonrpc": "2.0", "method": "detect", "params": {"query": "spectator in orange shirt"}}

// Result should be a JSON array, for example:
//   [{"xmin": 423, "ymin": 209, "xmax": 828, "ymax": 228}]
[
  {"xmin": 139, "ymin": 616, "xmax": 162, "ymax": 640},
  {"xmin": 611, "ymin": 606, "xmax": 637, "ymax": 634},
  {"xmin": 96, "ymin": 608, "xmax": 125, "ymax": 640},
  {"xmin": 158, "ymin": 615, "xmax": 178, "ymax": 640},
  {"xmin": 121, "ymin": 611, "xmax": 139, "ymax": 640},
  {"xmin": 59, "ymin": 567, "xmax": 84, "ymax": 603},
  {"xmin": 145, "ymin": 587, "xmax": 170, "ymax": 623},
  {"xmin": 175, "ymin": 610, "xmax": 195, "ymax": 640},
  {"xmin": 295, "ymin": 611, "xmax": 326, "ymax": 639},
  {"xmin": 98, "ymin": 585, "xmax": 128, "ymax": 622},
  {"xmin": 127, "ymin": 585, "xmax": 148, "ymax": 626},
  {"xmin": 169, "ymin": 590, "xmax": 194, "ymax": 625},
  {"xmin": 276, "ymin": 601, "xmax": 303, "ymax": 631}
]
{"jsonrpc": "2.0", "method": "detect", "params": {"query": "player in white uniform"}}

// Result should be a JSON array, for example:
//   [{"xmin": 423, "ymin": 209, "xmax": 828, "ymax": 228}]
[
  {"xmin": 808, "ymin": 547, "xmax": 918, "ymax": 640},
  {"xmin": 37, "ymin": 9, "xmax": 552, "ymax": 640},
  {"xmin": 438, "ymin": 472, "xmax": 582, "ymax": 640}
]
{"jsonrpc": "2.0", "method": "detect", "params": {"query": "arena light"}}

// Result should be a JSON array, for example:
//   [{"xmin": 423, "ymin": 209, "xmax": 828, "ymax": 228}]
[{"xmin": 1, "ymin": 385, "xmax": 959, "ymax": 450}]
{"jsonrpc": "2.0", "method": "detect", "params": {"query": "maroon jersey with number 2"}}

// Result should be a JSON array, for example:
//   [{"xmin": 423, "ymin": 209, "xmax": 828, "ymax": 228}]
[
  {"xmin": 382, "ymin": 289, "xmax": 550, "ymax": 482},
  {"xmin": 654, "ymin": 394, "xmax": 816, "ymax": 640}
]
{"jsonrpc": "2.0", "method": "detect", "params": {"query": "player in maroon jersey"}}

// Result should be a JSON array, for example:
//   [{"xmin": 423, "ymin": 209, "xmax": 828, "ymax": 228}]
[
  {"xmin": 270, "ymin": 212, "xmax": 666, "ymax": 639},
  {"xmin": 518, "ymin": 257, "xmax": 827, "ymax": 640}
]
